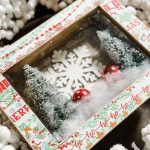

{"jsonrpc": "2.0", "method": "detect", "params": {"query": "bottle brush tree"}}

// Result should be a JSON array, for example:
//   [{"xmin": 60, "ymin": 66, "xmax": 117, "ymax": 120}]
[
  {"xmin": 23, "ymin": 65, "xmax": 76, "ymax": 132},
  {"xmin": 97, "ymin": 30, "xmax": 147, "ymax": 69}
]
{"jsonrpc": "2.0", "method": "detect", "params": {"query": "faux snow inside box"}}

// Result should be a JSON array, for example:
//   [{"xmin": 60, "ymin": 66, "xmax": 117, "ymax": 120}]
[{"xmin": 0, "ymin": 0, "xmax": 150, "ymax": 149}]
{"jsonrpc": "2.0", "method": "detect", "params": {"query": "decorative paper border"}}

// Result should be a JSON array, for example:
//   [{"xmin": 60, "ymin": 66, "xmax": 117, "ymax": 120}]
[
  {"xmin": 58, "ymin": 71, "xmax": 150, "ymax": 150},
  {"xmin": 0, "ymin": 75, "xmax": 58, "ymax": 149},
  {"xmin": 0, "ymin": 0, "xmax": 149, "ymax": 74},
  {"xmin": 0, "ymin": 0, "xmax": 149, "ymax": 149}
]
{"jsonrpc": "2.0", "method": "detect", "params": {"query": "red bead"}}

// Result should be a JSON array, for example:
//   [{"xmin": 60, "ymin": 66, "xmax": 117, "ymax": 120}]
[
  {"xmin": 102, "ymin": 65, "xmax": 120, "ymax": 80},
  {"xmin": 72, "ymin": 88, "xmax": 90, "ymax": 102}
]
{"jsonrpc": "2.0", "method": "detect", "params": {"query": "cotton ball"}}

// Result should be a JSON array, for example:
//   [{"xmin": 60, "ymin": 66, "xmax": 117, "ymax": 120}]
[
  {"xmin": 24, "ymin": 11, "xmax": 34, "ymax": 20},
  {"xmin": 8, "ymin": 129, "xmax": 20, "ymax": 144},
  {"xmin": 8, "ymin": 20, "xmax": 15, "ymax": 29},
  {"xmin": 27, "ymin": 0, "xmax": 37, "ymax": 10},
  {"xmin": 65, "ymin": 0, "xmax": 74, "ymax": 4},
  {"xmin": 16, "ymin": 20, "xmax": 24, "ymax": 29},
  {"xmin": 143, "ymin": 11, "xmax": 150, "ymax": 18},
  {"xmin": 138, "ymin": 12, "xmax": 146, "ymax": 20},
  {"xmin": 0, "ymin": 19, "xmax": 2, "ymax": 27},
  {"xmin": 0, "ymin": 143, "xmax": 4, "ymax": 149},
  {"xmin": 0, "ymin": 126, "xmax": 11, "ymax": 144},
  {"xmin": 141, "ymin": 0, "xmax": 150, "ymax": 11},
  {"xmin": 0, "ymin": 0, "xmax": 10, "ymax": 5},
  {"xmin": 39, "ymin": 0, "xmax": 74, "ymax": 11},
  {"xmin": 53, "ymin": 4, "xmax": 60, "ymax": 12},
  {"xmin": 144, "ymin": 146, "xmax": 150, "ymax": 150},
  {"xmin": 2, "ymin": 22, "xmax": 8, "ymax": 29},
  {"xmin": 118, "ymin": 0, "xmax": 128, "ymax": 6},
  {"xmin": 130, "ymin": 0, "xmax": 141, "ymax": 8},
  {"xmin": 142, "ymin": 124, "xmax": 150, "ymax": 149},
  {"xmin": 143, "ymin": 20, "xmax": 149, "ymax": 26},
  {"xmin": 142, "ymin": 124, "xmax": 150, "ymax": 137},
  {"xmin": 126, "ymin": 6, "xmax": 137, "ymax": 15},
  {"xmin": 19, "ymin": 141, "xmax": 28, "ymax": 150},
  {"xmin": 2, "ymin": 145, "xmax": 16, "ymax": 150},
  {"xmin": 7, "ymin": 13, "xmax": 13, "ymax": 19},
  {"xmin": 0, "ymin": 5, "xmax": 6, "ymax": 16},
  {"xmin": 13, "ymin": 26, "xmax": 19, "ymax": 34},
  {"xmin": 0, "ymin": 30, "xmax": 7, "ymax": 39},
  {"xmin": 40, "ymin": 0, "xmax": 47, "ymax": 5},
  {"xmin": 59, "ymin": 1, "xmax": 67, "ymax": 9},
  {"xmin": 110, "ymin": 144, "xmax": 127, "ymax": 150},
  {"xmin": 2, "ymin": 15, "xmax": 9, "ymax": 29},
  {"xmin": 6, "ymin": 31, "xmax": 14, "ymax": 40},
  {"xmin": 5, "ymin": 4, "xmax": 13, "ymax": 16},
  {"xmin": 144, "ymin": 135, "xmax": 150, "ymax": 149},
  {"xmin": 147, "ymin": 16, "xmax": 150, "ymax": 24},
  {"xmin": 14, "ymin": 7, "xmax": 22, "ymax": 18},
  {"xmin": 136, "ymin": 10, "xmax": 142, "ymax": 16},
  {"xmin": 46, "ymin": 1, "xmax": 54, "ymax": 9},
  {"xmin": 0, "ymin": 0, "xmax": 37, "ymax": 41}
]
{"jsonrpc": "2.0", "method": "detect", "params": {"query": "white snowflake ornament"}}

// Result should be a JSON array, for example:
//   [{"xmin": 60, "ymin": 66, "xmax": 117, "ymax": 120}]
[{"xmin": 45, "ymin": 45, "xmax": 103, "ymax": 98}]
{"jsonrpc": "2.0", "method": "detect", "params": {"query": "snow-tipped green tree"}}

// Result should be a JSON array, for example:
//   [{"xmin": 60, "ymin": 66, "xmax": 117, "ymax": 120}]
[
  {"xmin": 23, "ymin": 65, "xmax": 76, "ymax": 132},
  {"xmin": 97, "ymin": 30, "xmax": 147, "ymax": 69}
]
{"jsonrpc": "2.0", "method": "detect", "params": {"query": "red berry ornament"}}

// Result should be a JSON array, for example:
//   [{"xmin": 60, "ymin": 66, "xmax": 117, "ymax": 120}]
[
  {"xmin": 101, "ymin": 65, "xmax": 121, "ymax": 80},
  {"xmin": 72, "ymin": 88, "xmax": 90, "ymax": 102}
]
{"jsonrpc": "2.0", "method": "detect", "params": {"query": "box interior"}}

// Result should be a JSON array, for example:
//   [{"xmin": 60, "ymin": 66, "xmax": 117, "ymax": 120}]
[{"xmin": 3, "ymin": 9, "xmax": 149, "ymax": 143}]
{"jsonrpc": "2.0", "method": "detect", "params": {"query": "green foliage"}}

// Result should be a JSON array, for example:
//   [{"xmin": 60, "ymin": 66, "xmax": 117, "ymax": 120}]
[
  {"xmin": 23, "ymin": 65, "xmax": 76, "ymax": 132},
  {"xmin": 97, "ymin": 30, "xmax": 147, "ymax": 69}
]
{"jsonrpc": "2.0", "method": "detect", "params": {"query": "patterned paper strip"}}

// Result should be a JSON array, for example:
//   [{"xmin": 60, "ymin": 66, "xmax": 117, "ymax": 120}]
[
  {"xmin": 0, "ymin": 0, "xmax": 149, "ymax": 74},
  {"xmin": 0, "ymin": 75, "xmax": 58, "ymax": 150},
  {"xmin": 58, "ymin": 70, "xmax": 150, "ymax": 150},
  {"xmin": 99, "ymin": 0, "xmax": 150, "ymax": 51},
  {"xmin": 0, "ymin": 0, "xmax": 98, "ymax": 73}
]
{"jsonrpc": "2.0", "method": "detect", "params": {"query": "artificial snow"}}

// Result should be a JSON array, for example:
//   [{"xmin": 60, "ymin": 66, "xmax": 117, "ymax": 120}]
[{"xmin": 54, "ymin": 61, "xmax": 150, "ymax": 141}]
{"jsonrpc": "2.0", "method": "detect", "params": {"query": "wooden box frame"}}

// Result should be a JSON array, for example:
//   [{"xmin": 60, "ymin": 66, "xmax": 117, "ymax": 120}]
[{"xmin": 0, "ymin": 0, "xmax": 150, "ymax": 149}]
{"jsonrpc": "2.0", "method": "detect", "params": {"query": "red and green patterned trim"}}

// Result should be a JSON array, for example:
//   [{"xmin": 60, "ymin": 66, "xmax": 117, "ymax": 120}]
[
  {"xmin": 0, "ymin": 75, "xmax": 58, "ymax": 150},
  {"xmin": 58, "ymin": 70, "xmax": 150, "ymax": 150}
]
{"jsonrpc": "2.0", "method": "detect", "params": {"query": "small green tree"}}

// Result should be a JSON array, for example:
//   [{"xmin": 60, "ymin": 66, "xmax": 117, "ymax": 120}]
[
  {"xmin": 97, "ymin": 30, "xmax": 147, "ymax": 69},
  {"xmin": 23, "ymin": 65, "xmax": 76, "ymax": 132}
]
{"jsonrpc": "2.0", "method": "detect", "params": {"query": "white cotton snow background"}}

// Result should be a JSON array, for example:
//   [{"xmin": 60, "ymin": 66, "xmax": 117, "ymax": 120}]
[
  {"xmin": 110, "ymin": 144, "xmax": 127, "ymax": 150},
  {"xmin": 142, "ymin": 123, "xmax": 150, "ymax": 150},
  {"xmin": 54, "ymin": 61, "xmax": 150, "ymax": 141}
]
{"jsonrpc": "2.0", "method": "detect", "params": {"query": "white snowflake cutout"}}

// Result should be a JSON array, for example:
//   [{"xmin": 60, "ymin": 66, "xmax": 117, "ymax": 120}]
[{"xmin": 44, "ymin": 45, "xmax": 104, "ymax": 99}]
